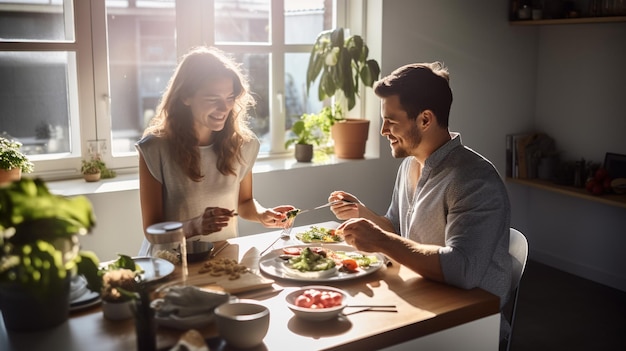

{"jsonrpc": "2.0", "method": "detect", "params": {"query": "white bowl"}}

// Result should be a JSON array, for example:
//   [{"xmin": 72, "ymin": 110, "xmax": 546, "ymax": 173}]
[
  {"xmin": 285, "ymin": 285, "xmax": 348, "ymax": 321},
  {"xmin": 101, "ymin": 300, "xmax": 134, "ymax": 321},
  {"xmin": 214, "ymin": 300, "xmax": 270, "ymax": 349}
]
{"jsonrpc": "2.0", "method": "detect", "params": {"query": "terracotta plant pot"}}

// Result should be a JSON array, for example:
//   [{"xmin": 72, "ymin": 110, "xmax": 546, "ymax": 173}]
[
  {"xmin": 83, "ymin": 172, "xmax": 101, "ymax": 182},
  {"xmin": 295, "ymin": 144, "xmax": 314, "ymax": 162},
  {"xmin": 331, "ymin": 119, "xmax": 370, "ymax": 159},
  {"xmin": 0, "ymin": 168, "xmax": 21, "ymax": 186}
]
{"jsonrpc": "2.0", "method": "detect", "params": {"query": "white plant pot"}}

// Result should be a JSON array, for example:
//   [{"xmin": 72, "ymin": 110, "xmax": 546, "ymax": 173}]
[{"xmin": 102, "ymin": 300, "xmax": 134, "ymax": 320}]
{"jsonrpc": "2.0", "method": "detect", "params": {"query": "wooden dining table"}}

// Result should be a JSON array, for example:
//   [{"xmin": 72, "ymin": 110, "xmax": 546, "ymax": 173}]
[{"xmin": 0, "ymin": 221, "xmax": 501, "ymax": 351}]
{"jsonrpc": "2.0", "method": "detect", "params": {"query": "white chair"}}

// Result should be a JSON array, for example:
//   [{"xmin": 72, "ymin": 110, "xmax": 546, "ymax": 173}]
[{"xmin": 504, "ymin": 228, "xmax": 529, "ymax": 351}]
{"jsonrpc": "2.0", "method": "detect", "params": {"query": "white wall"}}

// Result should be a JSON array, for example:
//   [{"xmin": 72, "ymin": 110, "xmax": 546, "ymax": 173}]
[
  {"xmin": 381, "ymin": 0, "xmax": 539, "ymax": 171},
  {"xmin": 77, "ymin": 0, "xmax": 626, "ymax": 291},
  {"xmin": 526, "ymin": 22, "xmax": 626, "ymax": 290},
  {"xmin": 369, "ymin": 0, "xmax": 626, "ymax": 291}
]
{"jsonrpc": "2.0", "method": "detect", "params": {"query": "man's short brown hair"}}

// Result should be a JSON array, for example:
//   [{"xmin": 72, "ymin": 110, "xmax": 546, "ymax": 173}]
[{"xmin": 374, "ymin": 62, "xmax": 452, "ymax": 127}]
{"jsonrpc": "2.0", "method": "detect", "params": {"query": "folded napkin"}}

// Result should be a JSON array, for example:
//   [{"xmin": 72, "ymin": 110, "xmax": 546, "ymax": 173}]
[{"xmin": 156, "ymin": 285, "xmax": 230, "ymax": 318}]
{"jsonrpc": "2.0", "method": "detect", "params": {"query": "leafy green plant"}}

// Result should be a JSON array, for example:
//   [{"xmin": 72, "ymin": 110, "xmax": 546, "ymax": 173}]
[
  {"xmin": 81, "ymin": 155, "xmax": 116, "ymax": 178},
  {"xmin": 317, "ymin": 102, "xmax": 343, "ymax": 127},
  {"xmin": 306, "ymin": 27, "xmax": 381, "ymax": 116},
  {"xmin": 0, "ymin": 137, "xmax": 34, "ymax": 173},
  {"xmin": 284, "ymin": 110, "xmax": 333, "ymax": 149},
  {"xmin": 99, "ymin": 254, "xmax": 142, "ymax": 303},
  {"xmin": 0, "ymin": 178, "xmax": 101, "ymax": 300}
]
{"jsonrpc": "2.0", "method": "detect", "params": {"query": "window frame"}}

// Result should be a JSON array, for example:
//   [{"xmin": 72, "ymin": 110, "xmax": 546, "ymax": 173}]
[{"xmin": 1, "ymin": 0, "xmax": 375, "ymax": 181}]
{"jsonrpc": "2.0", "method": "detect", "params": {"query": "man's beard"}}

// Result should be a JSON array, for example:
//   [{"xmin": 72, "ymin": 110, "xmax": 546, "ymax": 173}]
[{"xmin": 391, "ymin": 124, "xmax": 421, "ymax": 158}]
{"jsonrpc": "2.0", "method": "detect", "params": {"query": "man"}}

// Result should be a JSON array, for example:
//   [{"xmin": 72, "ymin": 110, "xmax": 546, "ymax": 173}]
[{"xmin": 329, "ymin": 62, "xmax": 512, "ymax": 344}]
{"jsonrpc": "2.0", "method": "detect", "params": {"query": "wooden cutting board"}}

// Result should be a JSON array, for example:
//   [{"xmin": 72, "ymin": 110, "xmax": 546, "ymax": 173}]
[
  {"xmin": 205, "ymin": 270, "xmax": 275, "ymax": 294},
  {"xmin": 166, "ymin": 260, "xmax": 275, "ymax": 295}
]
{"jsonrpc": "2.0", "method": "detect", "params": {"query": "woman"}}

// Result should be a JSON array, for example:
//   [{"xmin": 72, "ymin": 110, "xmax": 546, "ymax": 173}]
[{"xmin": 136, "ymin": 46, "xmax": 293, "ymax": 255}]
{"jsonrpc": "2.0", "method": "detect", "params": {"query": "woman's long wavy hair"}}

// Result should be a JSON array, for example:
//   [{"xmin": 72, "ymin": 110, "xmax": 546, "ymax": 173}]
[{"xmin": 143, "ymin": 46, "xmax": 255, "ymax": 181}]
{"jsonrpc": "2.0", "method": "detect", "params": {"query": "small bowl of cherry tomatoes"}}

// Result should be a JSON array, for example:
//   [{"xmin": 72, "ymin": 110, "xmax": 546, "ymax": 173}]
[{"xmin": 285, "ymin": 285, "xmax": 348, "ymax": 321}]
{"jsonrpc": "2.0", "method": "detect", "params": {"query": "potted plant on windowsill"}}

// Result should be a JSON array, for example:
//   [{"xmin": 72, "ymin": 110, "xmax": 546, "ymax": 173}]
[
  {"xmin": 285, "ymin": 111, "xmax": 332, "ymax": 162},
  {"xmin": 306, "ymin": 27, "xmax": 380, "ymax": 159},
  {"xmin": 0, "ymin": 136, "xmax": 34, "ymax": 185},
  {"xmin": 81, "ymin": 154, "xmax": 116, "ymax": 182},
  {"xmin": 0, "ymin": 177, "xmax": 101, "ymax": 331}
]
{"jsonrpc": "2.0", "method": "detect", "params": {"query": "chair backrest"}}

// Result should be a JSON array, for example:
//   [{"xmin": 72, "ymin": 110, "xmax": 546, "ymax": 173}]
[
  {"xmin": 509, "ymin": 228, "xmax": 529, "ymax": 295},
  {"xmin": 506, "ymin": 228, "xmax": 529, "ymax": 351}
]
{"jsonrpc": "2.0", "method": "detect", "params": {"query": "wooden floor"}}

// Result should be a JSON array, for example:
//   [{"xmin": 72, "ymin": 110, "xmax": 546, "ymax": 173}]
[{"xmin": 509, "ymin": 260, "xmax": 626, "ymax": 350}]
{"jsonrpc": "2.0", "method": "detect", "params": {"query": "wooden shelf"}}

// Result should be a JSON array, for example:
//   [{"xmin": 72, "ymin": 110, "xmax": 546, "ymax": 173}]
[
  {"xmin": 506, "ymin": 178, "xmax": 626, "ymax": 209},
  {"xmin": 510, "ymin": 16, "xmax": 626, "ymax": 25}
]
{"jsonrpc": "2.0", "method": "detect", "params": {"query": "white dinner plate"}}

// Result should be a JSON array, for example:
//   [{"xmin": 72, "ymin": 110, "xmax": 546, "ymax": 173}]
[
  {"xmin": 69, "ymin": 275, "xmax": 101, "ymax": 311},
  {"xmin": 70, "ymin": 291, "xmax": 101, "ymax": 311},
  {"xmin": 134, "ymin": 257, "xmax": 176, "ymax": 283},
  {"xmin": 99, "ymin": 256, "xmax": 176, "ymax": 284},
  {"xmin": 282, "ymin": 264, "xmax": 339, "ymax": 279},
  {"xmin": 259, "ymin": 244, "xmax": 385, "ymax": 282},
  {"xmin": 290, "ymin": 225, "xmax": 346, "ymax": 244}
]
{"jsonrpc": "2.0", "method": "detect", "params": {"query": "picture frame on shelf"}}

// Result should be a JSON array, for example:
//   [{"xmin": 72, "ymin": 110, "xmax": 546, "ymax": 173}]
[{"xmin": 603, "ymin": 152, "xmax": 626, "ymax": 179}]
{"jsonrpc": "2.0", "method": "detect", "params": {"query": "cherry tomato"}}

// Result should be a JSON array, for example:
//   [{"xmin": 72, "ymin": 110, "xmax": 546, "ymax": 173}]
[
  {"xmin": 342, "ymin": 258, "xmax": 359, "ymax": 272},
  {"xmin": 329, "ymin": 292, "xmax": 343, "ymax": 305},
  {"xmin": 310, "ymin": 247, "xmax": 326, "ymax": 255},
  {"xmin": 303, "ymin": 289, "xmax": 321, "ymax": 301},
  {"xmin": 294, "ymin": 289, "xmax": 344, "ymax": 309},
  {"xmin": 282, "ymin": 247, "xmax": 301, "ymax": 256},
  {"xmin": 319, "ymin": 293, "xmax": 334, "ymax": 307},
  {"xmin": 294, "ymin": 295, "xmax": 313, "ymax": 308}
]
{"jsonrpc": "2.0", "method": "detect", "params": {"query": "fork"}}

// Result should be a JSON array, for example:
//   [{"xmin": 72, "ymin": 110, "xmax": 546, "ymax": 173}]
[
  {"xmin": 297, "ymin": 200, "xmax": 353, "ymax": 215},
  {"xmin": 259, "ymin": 219, "xmax": 294, "ymax": 256}
]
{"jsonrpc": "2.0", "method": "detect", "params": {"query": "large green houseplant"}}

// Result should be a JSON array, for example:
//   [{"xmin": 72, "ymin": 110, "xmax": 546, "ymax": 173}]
[
  {"xmin": 0, "ymin": 177, "xmax": 101, "ymax": 331},
  {"xmin": 0, "ymin": 136, "xmax": 34, "ymax": 184},
  {"xmin": 305, "ymin": 27, "xmax": 380, "ymax": 159},
  {"xmin": 306, "ymin": 27, "xmax": 380, "ymax": 113}
]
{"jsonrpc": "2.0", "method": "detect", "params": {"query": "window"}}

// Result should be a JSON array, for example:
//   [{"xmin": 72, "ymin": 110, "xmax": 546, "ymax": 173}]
[
  {"xmin": 0, "ymin": 0, "xmax": 84, "ymax": 177},
  {"xmin": 0, "ymin": 0, "xmax": 360, "ymax": 180}
]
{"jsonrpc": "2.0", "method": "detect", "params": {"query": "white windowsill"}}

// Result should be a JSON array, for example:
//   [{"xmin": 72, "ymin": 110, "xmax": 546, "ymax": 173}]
[{"xmin": 46, "ymin": 153, "xmax": 378, "ymax": 197}]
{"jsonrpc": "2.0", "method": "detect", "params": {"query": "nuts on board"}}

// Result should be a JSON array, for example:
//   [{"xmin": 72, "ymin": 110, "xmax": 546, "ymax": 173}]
[{"xmin": 198, "ymin": 257, "xmax": 249, "ymax": 280}]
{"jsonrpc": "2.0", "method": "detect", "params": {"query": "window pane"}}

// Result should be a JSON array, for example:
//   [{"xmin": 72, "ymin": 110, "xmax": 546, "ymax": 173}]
[
  {"xmin": 215, "ymin": 0, "xmax": 269, "ymax": 43},
  {"xmin": 285, "ymin": 52, "xmax": 323, "ymax": 140},
  {"xmin": 284, "ymin": 0, "xmax": 329, "ymax": 44},
  {"xmin": 0, "ymin": 51, "xmax": 74, "ymax": 156},
  {"xmin": 233, "ymin": 53, "xmax": 270, "ymax": 153},
  {"xmin": 106, "ymin": 1, "xmax": 176, "ymax": 155},
  {"xmin": 0, "ymin": 0, "xmax": 74, "ymax": 41},
  {"xmin": 285, "ymin": 51, "xmax": 325, "ymax": 118}
]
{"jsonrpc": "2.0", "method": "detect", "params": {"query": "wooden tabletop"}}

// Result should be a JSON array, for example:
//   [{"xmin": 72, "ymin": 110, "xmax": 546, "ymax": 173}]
[{"xmin": 0, "ymin": 222, "xmax": 500, "ymax": 351}]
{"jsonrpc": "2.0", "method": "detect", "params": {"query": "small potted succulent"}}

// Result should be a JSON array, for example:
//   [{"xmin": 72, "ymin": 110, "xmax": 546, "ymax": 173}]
[
  {"xmin": 0, "ymin": 136, "xmax": 34, "ymax": 185},
  {"xmin": 98, "ymin": 254, "xmax": 142, "ymax": 320},
  {"xmin": 81, "ymin": 154, "xmax": 116, "ymax": 182},
  {"xmin": 0, "ymin": 177, "xmax": 101, "ymax": 331}
]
